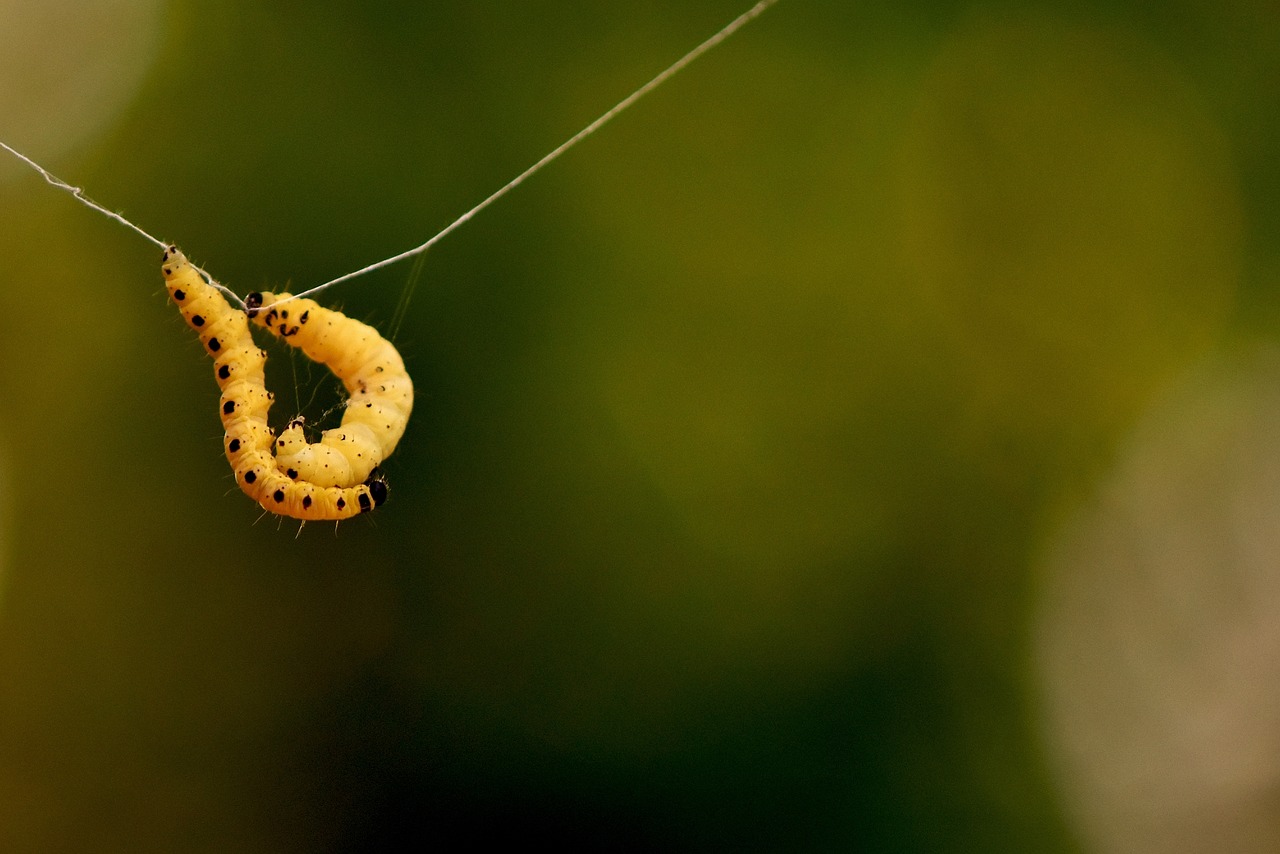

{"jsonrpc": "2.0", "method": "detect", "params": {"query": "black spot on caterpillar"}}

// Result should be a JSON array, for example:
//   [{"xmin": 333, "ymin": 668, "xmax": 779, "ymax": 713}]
[
  {"xmin": 244, "ymin": 290, "xmax": 413, "ymax": 488},
  {"xmin": 162, "ymin": 246, "xmax": 395, "ymax": 521}
]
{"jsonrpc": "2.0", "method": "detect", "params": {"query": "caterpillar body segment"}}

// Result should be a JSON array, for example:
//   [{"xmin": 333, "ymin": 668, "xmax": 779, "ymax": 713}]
[
  {"xmin": 163, "ymin": 252, "xmax": 257, "ymax": 368},
  {"xmin": 163, "ymin": 246, "xmax": 274, "ymax": 449},
  {"xmin": 270, "ymin": 417, "xmax": 380, "ymax": 488},
  {"xmin": 233, "ymin": 449, "xmax": 388, "ymax": 521},
  {"xmin": 162, "ymin": 246, "xmax": 390, "ymax": 522},
  {"xmin": 245, "ymin": 291, "xmax": 413, "ymax": 488}
]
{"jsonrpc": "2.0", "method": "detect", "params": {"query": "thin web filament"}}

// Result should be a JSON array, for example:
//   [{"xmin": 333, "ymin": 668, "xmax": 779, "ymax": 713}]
[
  {"xmin": 1, "ymin": 0, "xmax": 781, "ymax": 310},
  {"xmin": 280, "ymin": 0, "xmax": 782, "ymax": 305}
]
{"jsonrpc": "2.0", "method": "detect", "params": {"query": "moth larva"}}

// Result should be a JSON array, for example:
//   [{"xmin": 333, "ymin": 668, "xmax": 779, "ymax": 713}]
[
  {"xmin": 162, "ymin": 246, "xmax": 389, "ymax": 521},
  {"xmin": 244, "ymin": 291, "xmax": 413, "ymax": 489}
]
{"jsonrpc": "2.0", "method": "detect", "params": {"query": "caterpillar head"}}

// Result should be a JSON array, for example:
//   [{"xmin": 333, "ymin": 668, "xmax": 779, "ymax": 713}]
[
  {"xmin": 274, "ymin": 417, "xmax": 309, "ymax": 456},
  {"xmin": 244, "ymin": 291, "xmax": 287, "ymax": 310},
  {"xmin": 245, "ymin": 291, "xmax": 304, "ymax": 337},
  {"xmin": 244, "ymin": 290, "xmax": 272, "ymax": 319},
  {"xmin": 161, "ymin": 245, "xmax": 188, "ymax": 281},
  {"xmin": 364, "ymin": 467, "xmax": 389, "ymax": 510}
]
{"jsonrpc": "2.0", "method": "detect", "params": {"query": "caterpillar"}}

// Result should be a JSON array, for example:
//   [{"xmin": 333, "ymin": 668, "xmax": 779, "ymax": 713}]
[
  {"xmin": 243, "ymin": 291, "xmax": 413, "ymax": 489},
  {"xmin": 161, "ymin": 246, "xmax": 390, "ymax": 521},
  {"xmin": 5, "ymin": 1, "xmax": 776, "ymax": 522}
]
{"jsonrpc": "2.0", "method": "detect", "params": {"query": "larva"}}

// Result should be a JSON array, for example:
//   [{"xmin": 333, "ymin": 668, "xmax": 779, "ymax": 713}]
[
  {"xmin": 161, "ymin": 246, "xmax": 388, "ymax": 521},
  {"xmin": 6, "ymin": 1, "xmax": 776, "ymax": 521},
  {"xmin": 243, "ymin": 291, "xmax": 413, "ymax": 489}
]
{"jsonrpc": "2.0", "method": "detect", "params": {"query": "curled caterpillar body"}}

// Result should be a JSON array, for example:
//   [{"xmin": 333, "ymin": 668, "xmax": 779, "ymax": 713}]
[
  {"xmin": 245, "ymin": 291, "xmax": 413, "ymax": 488},
  {"xmin": 234, "ymin": 449, "xmax": 388, "ymax": 521},
  {"xmin": 163, "ymin": 246, "xmax": 390, "ymax": 522}
]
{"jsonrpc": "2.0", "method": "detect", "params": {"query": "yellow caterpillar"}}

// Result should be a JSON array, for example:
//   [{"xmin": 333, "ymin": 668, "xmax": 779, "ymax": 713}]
[
  {"xmin": 243, "ymin": 291, "xmax": 413, "ymax": 488},
  {"xmin": 161, "ymin": 246, "xmax": 390, "ymax": 521}
]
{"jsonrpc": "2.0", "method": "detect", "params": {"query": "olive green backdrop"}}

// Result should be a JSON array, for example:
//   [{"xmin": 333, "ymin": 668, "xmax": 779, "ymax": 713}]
[{"xmin": 0, "ymin": 0, "xmax": 1276, "ymax": 850}]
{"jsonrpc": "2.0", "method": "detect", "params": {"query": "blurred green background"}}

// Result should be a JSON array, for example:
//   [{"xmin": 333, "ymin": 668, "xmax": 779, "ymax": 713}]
[{"xmin": 1, "ymin": 0, "xmax": 1278, "ymax": 850}]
